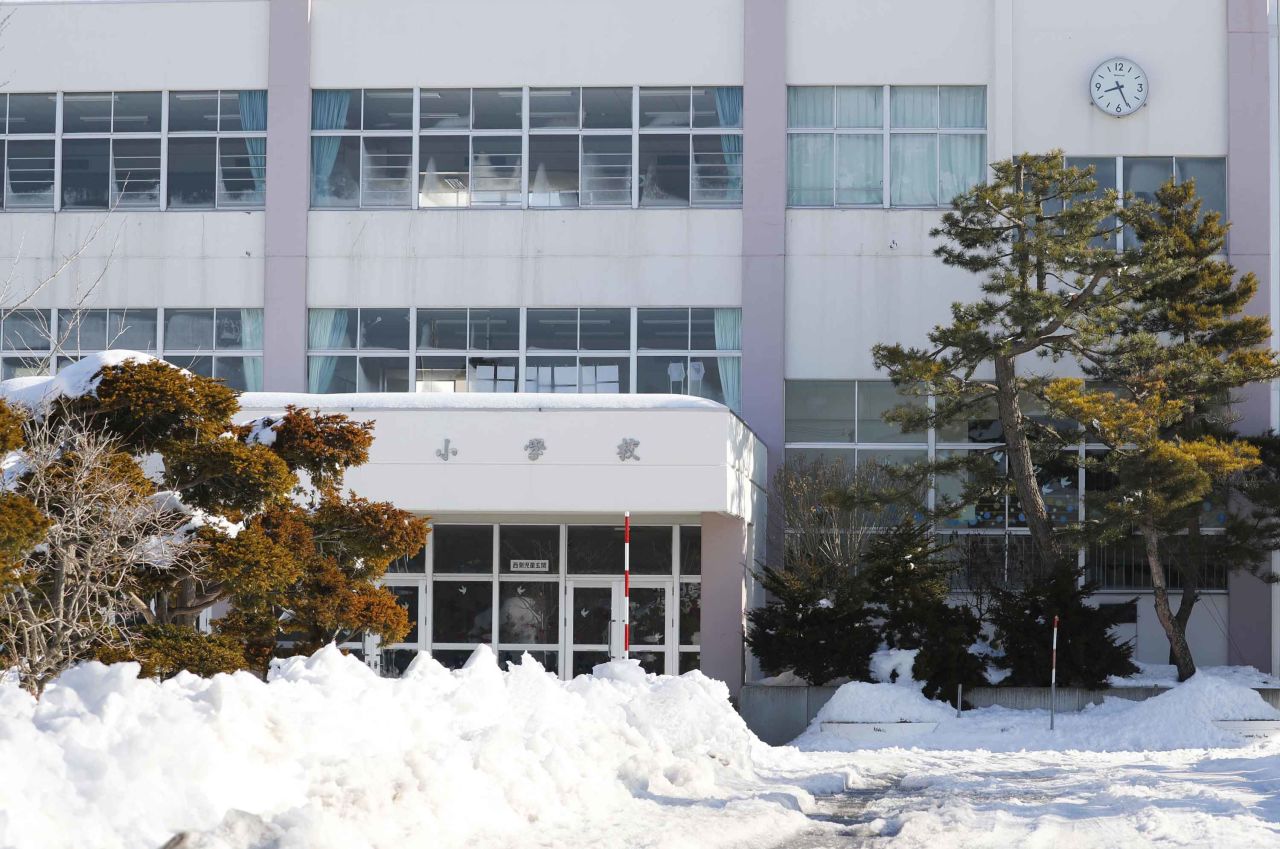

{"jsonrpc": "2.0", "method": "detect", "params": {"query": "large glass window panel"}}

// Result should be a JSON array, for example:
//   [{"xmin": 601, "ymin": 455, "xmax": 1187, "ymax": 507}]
[
  {"xmin": 687, "ymin": 355, "xmax": 727, "ymax": 405},
  {"xmin": 472, "ymin": 88, "xmax": 522, "ymax": 130},
  {"xmin": 214, "ymin": 356, "xmax": 262, "ymax": 392},
  {"xmin": 218, "ymin": 137, "xmax": 266, "ymax": 208},
  {"xmin": 1175, "ymin": 158, "xmax": 1227, "ymax": 223},
  {"xmin": 167, "ymin": 137, "xmax": 216, "ymax": 209},
  {"xmin": 680, "ymin": 527, "xmax": 701, "ymax": 576},
  {"xmin": 691, "ymin": 134, "xmax": 742, "ymax": 206},
  {"xmin": 582, "ymin": 87, "xmax": 632, "ymax": 129},
  {"xmin": 835, "ymin": 86, "xmax": 883, "ymax": 128},
  {"xmin": 308, "ymin": 307, "xmax": 357, "ymax": 350},
  {"xmin": 415, "ymin": 356, "xmax": 467, "ymax": 393},
  {"xmin": 528, "ymin": 135, "xmax": 579, "ymax": 208},
  {"xmin": 311, "ymin": 135, "xmax": 360, "ymax": 207},
  {"xmin": 2, "ymin": 357, "xmax": 46, "ymax": 380},
  {"xmin": 418, "ymin": 135, "xmax": 470, "ymax": 207},
  {"xmin": 107, "ymin": 309, "xmax": 157, "ymax": 351},
  {"xmin": 168, "ymin": 354, "xmax": 213, "ymax": 379},
  {"xmin": 215, "ymin": 309, "xmax": 263, "ymax": 350},
  {"xmin": 937, "ymin": 395, "xmax": 1002, "ymax": 443},
  {"xmin": 940, "ymin": 87, "xmax": 986, "ymax": 129},
  {"xmin": 939, "ymin": 135, "xmax": 986, "ymax": 204},
  {"xmin": 638, "ymin": 135, "xmax": 690, "ymax": 206},
  {"xmin": 499, "ymin": 582, "xmax": 558, "ymax": 643},
  {"xmin": 787, "ymin": 134, "xmax": 832, "ymax": 206},
  {"xmin": 388, "ymin": 586, "xmax": 420, "ymax": 644},
  {"xmin": 692, "ymin": 86, "xmax": 742, "ymax": 128},
  {"xmin": 418, "ymin": 308, "xmax": 468, "ymax": 350},
  {"xmin": 57, "ymin": 309, "xmax": 107, "ymax": 351},
  {"xmin": 529, "ymin": 88, "xmax": 580, "ymax": 129},
  {"xmin": 468, "ymin": 308, "xmax": 519, "ymax": 350},
  {"xmin": 581, "ymin": 136, "xmax": 632, "ymax": 207},
  {"xmin": 579, "ymin": 357, "xmax": 629, "ymax": 393},
  {"xmin": 835, "ymin": 135, "xmax": 883, "ymax": 205},
  {"xmin": 311, "ymin": 89, "xmax": 359, "ymax": 130},
  {"xmin": 469, "ymin": 357, "xmax": 518, "ymax": 392},
  {"xmin": 787, "ymin": 87, "xmax": 833, "ymax": 129},
  {"xmin": 526, "ymin": 308, "xmax": 578, "ymax": 350},
  {"xmin": 111, "ymin": 138, "xmax": 161, "ymax": 208},
  {"xmin": 6, "ymin": 140, "xmax": 54, "ymax": 209},
  {"xmin": 361, "ymin": 89, "xmax": 413, "ymax": 131},
  {"xmin": 890, "ymin": 86, "xmax": 938, "ymax": 128},
  {"xmin": 419, "ymin": 89, "xmax": 471, "ymax": 129},
  {"xmin": 937, "ymin": 450, "xmax": 1005, "ymax": 529},
  {"xmin": 360, "ymin": 136, "xmax": 413, "ymax": 208},
  {"xmin": 524, "ymin": 356, "xmax": 578, "ymax": 392},
  {"xmin": 313, "ymin": 355, "xmax": 360, "ymax": 394},
  {"xmin": 639, "ymin": 87, "xmax": 690, "ymax": 128},
  {"xmin": 219, "ymin": 91, "xmax": 267, "ymax": 132},
  {"xmin": 470, "ymin": 136, "xmax": 522, "ymax": 207},
  {"xmin": 2, "ymin": 310, "xmax": 48, "ymax": 352},
  {"xmin": 164, "ymin": 309, "xmax": 214, "ymax": 351},
  {"xmin": 579, "ymin": 308, "xmax": 630, "ymax": 350},
  {"xmin": 358, "ymin": 309, "xmax": 410, "ymax": 350},
  {"xmin": 691, "ymin": 308, "xmax": 740, "ymax": 350},
  {"xmin": 357, "ymin": 356, "xmax": 411, "ymax": 392},
  {"xmin": 1123, "ymin": 156, "xmax": 1174, "ymax": 207},
  {"xmin": 61, "ymin": 138, "xmax": 110, "ymax": 209},
  {"xmin": 858, "ymin": 381, "xmax": 927, "ymax": 443},
  {"xmin": 637, "ymin": 355, "xmax": 688, "ymax": 394},
  {"xmin": 388, "ymin": 544, "xmax": 427, "ymax": 574},
  {"xmin": 62, "ymin": 93, "xmax": 113, "ymax": 134},
  {"xmin": 890, "ymin": 134, "xmax": 937, "ymax": 206},
  {"xmin": 784, "ymin": 446, "xmax": 855, "ymax": 469},
  {"xmin": 111, "ymin": 92, "xmax": 161, "ymax": 133},
  {"xmin": 630, "ymin": 586, "xmax": 665, "ymax": 645},
  {"xmin": 433, "ymin": 525, "xmax": 493, "ymax": 573},
  {"xmin": 432, "ymin": 581, "xmax": 493, "ymax": 643},
  {"xmin": 784, "ymin": 380, "xmax": 856, "ymax": 443},
  {"xmin": 568, "ymin": 525, "xmax": 624, "ymax": 573},
  {"xmin": 638, "ymin": 308, "xmax": 689, "ymax": 350},
  {"xmin": 1065, "ymin": 156, "xmax": 1118, "ymax": 247},
  {"xmin": 167, "ymin": 91, "xmax": 219, "ymax": 132},
  {"xmin": 499, "ymin": 525, "xmax": 560, "ymax": 574},
  {"xmin": 7, "ymin": 94, "xmax": 56, "ymax": 134}
]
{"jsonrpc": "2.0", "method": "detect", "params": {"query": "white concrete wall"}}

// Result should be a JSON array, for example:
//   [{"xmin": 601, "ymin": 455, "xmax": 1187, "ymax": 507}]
[
  {"xmin": 310, "ymin": 0, "xmax": 743, "ymax": 87},
  {"xmin": 1098, "ymin": 592, "xmax": 1231, "ymax": 668},
  {"xmin": 307, "ymin": 210, "xmax": 742, "ymax": 307},
  {"xmin": 0, "ymin": 211, "xmax": 264, "ymax": 308},
  {"xmin": 0, "ymin": 0, "xmax": 268, "ymax": 90}
]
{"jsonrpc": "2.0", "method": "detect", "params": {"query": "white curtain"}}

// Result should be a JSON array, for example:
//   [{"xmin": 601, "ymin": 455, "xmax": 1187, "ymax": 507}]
[
  {"xmin": 788, "ymin": 134, "xmax": 832, "ymax": 206},
  {"xmin": 243, "ymin": 356, "xmax": 263, "ymax": 392},
  {"xmin": 713, "ymin": 308, "xmax": 741, "ymax": 412},
  {"xmin": 940, "ymin": 135, "xmax": 986, "ymax": 203},
  {"xmin": 836, "ymin": 135, "xmax": 883, "ymax": 205},
  {"xmin": 835, "ymin": 86, "xmax": 881, "ymax": 129},
  {"xmin": 940, "ymin": 87, "xmax": 986, "ymax": 129},
  {"xmin": 240, "ymin": 308, "xmax": 264, "ymax": 350},
  {"xmin": 787, "ymin": 87, "xmax": 832, "ymax": 128},
  {"xmin": 307, "ymin": 309, "xmax": 349, "ymax": 393},
  {"xmin": 890, "ymin": 86, "xmax": 937, "ymax": 129},
  {"xmin": 891, "ymin": 134, "xmax": 936, "ymax": 206}
]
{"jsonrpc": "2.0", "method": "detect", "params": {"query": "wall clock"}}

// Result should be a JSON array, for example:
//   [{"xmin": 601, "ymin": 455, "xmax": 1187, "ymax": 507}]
[{"xmin": 1090, "ymin": 58, "xmax": 1147, "ymax": 116}]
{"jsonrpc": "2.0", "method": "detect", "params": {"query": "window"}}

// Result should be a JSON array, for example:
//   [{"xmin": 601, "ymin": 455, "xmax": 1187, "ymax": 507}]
[
  {"xmin": 1065, "ymin": 156, "xmax": 1226, "ymax": 249},
  {"xmin": 168, "ymin": 91, "xmax": 267, "ymax": 209},
  {"xmin": 787, "ymin": 85, "xmax": 986, "ymax": 207},
  {"xmin": 0, "ymin": 94, "xmax": 56, "ymax": 210},
  {"xmin": 162, "ymin": 308, "xmax": 264, "ymax": 391},
  {"xmin": 59, "ymin": 92, "xmax": 162, "ymax": 210},
  {"xmin": 311, "ymin": 89, "xmax": 413, "ymax": 208},
  {"xmin": 307, "ymin": 306, "xmax": 740, "ymax": 405}
]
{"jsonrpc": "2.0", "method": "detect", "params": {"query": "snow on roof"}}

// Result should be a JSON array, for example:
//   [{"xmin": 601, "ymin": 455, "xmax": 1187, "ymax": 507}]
[
  {"xmin": 0, "ymin": 351, "xmax": 157, "ymax": 410},
  {"xmin": 239, "ymin": 392, "xmax": 728, "ymax": 413}
]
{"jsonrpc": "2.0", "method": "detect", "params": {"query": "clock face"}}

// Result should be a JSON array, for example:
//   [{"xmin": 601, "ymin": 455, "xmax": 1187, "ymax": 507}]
[{"xmin": 1091, "ymin": 58, "xmax": 1148, "ymax": 116}]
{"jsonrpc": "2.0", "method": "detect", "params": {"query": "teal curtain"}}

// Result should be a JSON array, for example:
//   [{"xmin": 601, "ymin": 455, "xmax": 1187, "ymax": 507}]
[
  {"xmin": 713, "ymin": 308, "xmax": 742, "ymax": 412},
  {"xmin": 310, "ymin": 90, "xmax": 351, "ymax": 203},
  {"xmin": 239, "ymin": 91, "xmax": 268, "ymax": 194}
]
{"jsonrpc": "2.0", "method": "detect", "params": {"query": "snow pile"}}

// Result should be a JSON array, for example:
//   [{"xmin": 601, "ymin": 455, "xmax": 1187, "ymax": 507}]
[
  {"xmin": 240, "ymin": 390, "xmax": 725, "ymax": 412},
  {"xmin": 1112, "ymin": 661, "xmax": 1280, "ymax": 689},
  {"xmin": 814, "ymin": 681, "xmax": 953, "ymax": 724},
  {"xmin": 869, "ymin": 648, "xmax": 918, "ymax": 685},
  {"xmin": 0, "ymin": 646, "xmax": 823, "ymax": 849},
  {"xmin": 0, "ymin": 350, "xmax": 156, "ymax": 410}
]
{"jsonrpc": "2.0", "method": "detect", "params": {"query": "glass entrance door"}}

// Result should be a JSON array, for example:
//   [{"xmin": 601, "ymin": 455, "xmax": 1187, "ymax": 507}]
[{"xmin": 565, "ymin": 579, "xmax": 674, "ymax": 678}]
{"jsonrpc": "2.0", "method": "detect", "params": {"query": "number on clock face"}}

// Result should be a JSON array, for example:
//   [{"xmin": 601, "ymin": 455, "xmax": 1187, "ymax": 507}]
[{"xmin": 1090, "ymin": 58, "xmax": 1147, "ymax": 117}]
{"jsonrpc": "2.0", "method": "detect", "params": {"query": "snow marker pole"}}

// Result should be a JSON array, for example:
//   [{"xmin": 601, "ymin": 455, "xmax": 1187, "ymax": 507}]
[
  {"xmin": 623, "ymin": 512, "xmax": 631, "ymax": 660},
  {"xmin": 956, "ymin": 684, "xmax": 962, "ymax": 718},
  {"xmin": 1050, "ymin": 614, "xmax": 1059, "ymax": 731}
]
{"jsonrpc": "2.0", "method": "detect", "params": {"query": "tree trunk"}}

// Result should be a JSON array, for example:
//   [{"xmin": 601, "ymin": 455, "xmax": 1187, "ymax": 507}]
[
  {"xmin": 1170, "ymin": 518, "xmax": 1201, "ymax": 666},
  {"xmin": 1142, "ymin": 524, "xmax": 1196, "ymax": 681},
  {"xmin": 993, "ymin": 354, "xmax": 1059, "ymax": 568}
]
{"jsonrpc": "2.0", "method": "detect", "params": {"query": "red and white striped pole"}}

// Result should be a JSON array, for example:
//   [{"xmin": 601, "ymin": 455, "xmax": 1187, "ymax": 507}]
[
  {"xmin": 622, "ymin": 512, "xmax": 631, "ymax": 659},
  {"xmin": 1050, "ymin": 614, "xmax": 1059, "ymax": 731}
]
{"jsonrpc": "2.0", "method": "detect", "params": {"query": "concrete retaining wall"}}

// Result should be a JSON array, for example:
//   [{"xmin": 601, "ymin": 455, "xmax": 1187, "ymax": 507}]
[{"xmin": 737, "ymin": 684, "xmax": 1280, "ymax": 744}]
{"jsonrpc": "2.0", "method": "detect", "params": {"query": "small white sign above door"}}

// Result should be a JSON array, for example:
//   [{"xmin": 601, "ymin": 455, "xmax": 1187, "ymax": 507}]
[{"xmin": 509, "ymin": 559, "xmax": 551, "ymax": 573}]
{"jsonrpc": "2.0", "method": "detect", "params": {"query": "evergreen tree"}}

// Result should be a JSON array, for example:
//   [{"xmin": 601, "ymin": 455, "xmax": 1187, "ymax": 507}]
[
  {"xmin": 1045, "ymin": 180, "xmax": 1280, "ymax": 680},
  {"xmin": 874, "ymin": 152, "xmax": 1130, "ymax": 568}
]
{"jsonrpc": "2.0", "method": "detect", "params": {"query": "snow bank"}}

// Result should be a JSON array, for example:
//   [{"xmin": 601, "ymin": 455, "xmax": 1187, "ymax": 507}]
[
  {"xmin": 239, "ymin": 390, "xmax": 725, "ymax": 412},
  {"xmin": 814, "ymin": 682, "xmax": 953, "ymax": 724},
  {"xmin": 0, "ymin": 646, "xmax": 823, "ymax": 849},
  {"xmin": 0, "ymin": 350, "xmax": 156, "ymax": 410},
  {"xmin": 1111, "ymin": 661, "xmax": 1280, "ymax": 689}
]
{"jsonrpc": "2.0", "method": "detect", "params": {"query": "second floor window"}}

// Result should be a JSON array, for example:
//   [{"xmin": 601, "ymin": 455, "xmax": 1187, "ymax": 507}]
[{"xmin": 787, "ymin": 85, "xmax": 986, "ymax": 208}]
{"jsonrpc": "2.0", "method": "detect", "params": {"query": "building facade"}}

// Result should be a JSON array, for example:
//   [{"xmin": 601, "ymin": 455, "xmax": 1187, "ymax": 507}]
[{"xmin": 0, "ymin": 0, "xmax": 1276, "ymax": 684}]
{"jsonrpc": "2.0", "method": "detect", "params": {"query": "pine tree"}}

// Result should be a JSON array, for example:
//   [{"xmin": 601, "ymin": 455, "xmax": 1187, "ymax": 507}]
[
  {"xmin": 874, "ymin": 152, "xmax": 1131, "ymax": 569},
  {"xmin": 1044, "ymin": 179, "xmax": 1280, "ymax": 680}
]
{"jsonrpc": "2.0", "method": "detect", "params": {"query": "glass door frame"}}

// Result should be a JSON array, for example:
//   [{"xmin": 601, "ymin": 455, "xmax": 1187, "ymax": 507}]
[{"xmin": 563, "ymin": 575, "xmax": 676, "ymax": 679}]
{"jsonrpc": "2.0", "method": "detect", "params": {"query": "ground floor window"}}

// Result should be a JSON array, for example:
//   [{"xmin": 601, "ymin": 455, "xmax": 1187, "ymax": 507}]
[{"xmin": 378, "ymin": 522, "xmax": 702, "ymax": 678}]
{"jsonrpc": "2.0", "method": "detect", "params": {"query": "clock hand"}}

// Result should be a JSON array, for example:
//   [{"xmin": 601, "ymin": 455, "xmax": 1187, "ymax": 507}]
[{"xmin": 1104, "ymin": 82, "xmax": 1132, "ymax": 109}]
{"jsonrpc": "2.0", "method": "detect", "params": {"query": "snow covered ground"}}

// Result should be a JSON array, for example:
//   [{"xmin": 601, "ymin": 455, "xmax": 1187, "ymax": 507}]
[{"xmin": 5, "ymin": 649, "xmax": 1280, "ymax": 849}]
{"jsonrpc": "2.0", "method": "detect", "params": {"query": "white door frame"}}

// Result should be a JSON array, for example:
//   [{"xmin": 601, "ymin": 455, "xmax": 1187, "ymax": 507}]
[{"xmin": 563, "ymin": 576, "xmax": 676, "ymax": 679}]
